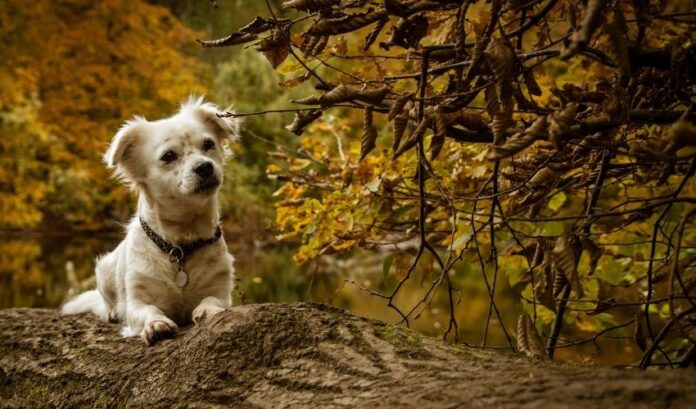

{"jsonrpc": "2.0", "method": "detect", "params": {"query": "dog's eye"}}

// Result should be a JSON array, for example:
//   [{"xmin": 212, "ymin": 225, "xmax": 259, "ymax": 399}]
[
  {"xmin": 160, "ymin": 151, "xmax": 178, "ymax": 163},
  {"xmin": 202, "ymin": 139, "xmax": 215, "ymax": 151}
]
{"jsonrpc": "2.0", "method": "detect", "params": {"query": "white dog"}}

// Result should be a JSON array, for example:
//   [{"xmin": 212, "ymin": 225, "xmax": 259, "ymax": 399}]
[{"xmin": 62, "ymin": 97, "xmax": 238, "ymax": 345}]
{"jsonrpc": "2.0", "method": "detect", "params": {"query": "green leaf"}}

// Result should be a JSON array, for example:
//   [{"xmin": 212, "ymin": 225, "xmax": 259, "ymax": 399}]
[
  {"xmin": 596, "ymin": 257, "xmax": 627, "ymax": 285},
  {"xmin": 547, "ymin": 191, "xmax": 567, "ymax": 212}
]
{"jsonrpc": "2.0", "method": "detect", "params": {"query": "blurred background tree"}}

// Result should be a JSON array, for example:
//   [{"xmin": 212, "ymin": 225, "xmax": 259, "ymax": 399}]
[{"xmin": 1, "ymin": 0, "xmax": 203, "ymax": 230}]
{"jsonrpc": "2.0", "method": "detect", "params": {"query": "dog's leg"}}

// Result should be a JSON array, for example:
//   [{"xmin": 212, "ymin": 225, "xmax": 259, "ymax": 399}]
[
  {"xmin": 95, "ymin": 252, "xmax": 118, "ymax": 322},
  {"xmin": 126, "ymin": 302, "xmax": 178, "ymax": 345},
  {"xmin": 192, "ymin": 296, "xmax": 229, "ymax": 324}
]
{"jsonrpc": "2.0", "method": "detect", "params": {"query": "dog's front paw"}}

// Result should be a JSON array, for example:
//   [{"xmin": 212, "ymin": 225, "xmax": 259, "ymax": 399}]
[
  {"xmin": 192, "ymin": 306, "xmax": 225, "ymax": 324},
  {"xmin": 142, "ymin": 319, "xmax": 177, "ymax": 345}
]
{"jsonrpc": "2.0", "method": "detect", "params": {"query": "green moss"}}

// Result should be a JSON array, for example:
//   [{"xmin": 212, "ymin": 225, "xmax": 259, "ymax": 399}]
[
  {"xmin": 25, "ymin": 384, "xmax": 52, "ymax": 408},
  {"xmin": 445, "ymin": 345, "xmax": 485, "ymax": 362},
  {"xmin": 372, "ymin": 323, "xmax": 421, "ymax": 349},
  {"xmin": 60, "ymin": 361, "xmax": 75, "ymax": 373},
  {"xmin": 93, "ymin": 394, "xmax": 110, "ymax": 408}
]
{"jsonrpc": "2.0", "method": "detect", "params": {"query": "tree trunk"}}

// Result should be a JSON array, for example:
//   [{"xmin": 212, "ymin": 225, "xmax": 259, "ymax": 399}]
[{"xmin": 0, "ymin": 302, "xmax": 693, "ymax": 408}]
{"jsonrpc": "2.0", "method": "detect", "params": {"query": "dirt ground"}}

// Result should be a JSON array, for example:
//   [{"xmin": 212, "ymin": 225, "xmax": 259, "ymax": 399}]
[{"xmin": 0, "ymin": 302, "xmax": 694, "ymax": 408}]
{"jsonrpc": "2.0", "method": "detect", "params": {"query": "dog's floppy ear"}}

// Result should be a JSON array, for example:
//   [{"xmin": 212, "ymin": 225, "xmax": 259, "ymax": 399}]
[
  {"xmin": 104, "ymin": 117, "xmax": 146, "ymax": 170},
  {"xmin": 182, "ymin": 96, "xmax": 240, "ymax": 144}
]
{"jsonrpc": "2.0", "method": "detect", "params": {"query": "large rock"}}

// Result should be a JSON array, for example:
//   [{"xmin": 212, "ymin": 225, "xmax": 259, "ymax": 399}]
[{"xmin": 0, "ymin": 302, "xmax": 693, "ymax": 408}]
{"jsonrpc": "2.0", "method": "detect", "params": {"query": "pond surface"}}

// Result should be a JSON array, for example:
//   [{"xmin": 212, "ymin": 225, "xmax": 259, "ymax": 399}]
[{"xmin": 0, "ymin": 234, "xmax": 640, "ymax": 365}]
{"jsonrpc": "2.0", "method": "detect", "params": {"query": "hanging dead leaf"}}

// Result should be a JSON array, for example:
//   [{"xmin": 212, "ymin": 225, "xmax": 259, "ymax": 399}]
[
  {"xmin": 381, "ymin": 14, "xmax": 428, "ymax": 50},
  {"xmin": 282, "ymin": 0, "xmax": 340, "ymax": 12},
  {"xmin": 293, "ymin": 85, "xmax": 390, "ymax": 106},
  {"xmin": 548, "ymin": 103, "xmax": 578, "ymax": 149},
  {"xmin": 392, "ymin": 113, "xmax": 409, "ymax": 152},
  {"xmin": 310, "ymin": 36, "xmax": 329, "ymax": 57},
  {"xmin": 309, "ymin": 10, "xmax": 388, "ymax": 36},
  {"xmin": 257, "ymin": 28, "xmax": 291, "ymax": 69},
  {"xmin": 430, "ymin": 107, "xmax": 446, "ymax": 160},
  {"xmin": 300, "ymin": 34, "xmax": 321, "ymax": 57},
  {"xmin": 607, "ymin": 14, "xmax": 631, "ymax": 84},
  {"xmin": 487, "ymin": 116, "xmax": 547, "ymax": 160},
  {"xmin": 552, "ymin": 265, "xmax": 568, "ymax": 298},
  {"xmin": 517, "ymin": 313, "xmax": 545, "ymax": 359},
  {"xmin": 560, "ymin": 0, "xmax": 605, "ymax": 60},
  {"xmin": 528, "ymin": 167, "xmax": 559, "ymax": 187},
  {"xmin": 485, "ymin": 38, "xmax": 515, "ymax": 143},
  {"xmin": 278, "ymin": 72, "xmax": 312, "ymax": 89},
  {"xmin": 364, "ymin": 17, "xmax": 389, "ymax": 50},
  {"xmin": 360, "ymin": 106, "xmax": 378, "ymax": 161},
  {"xmin": 485, "ymin": 38, "xmax": 515, "ymax": 84},
  {"xmin": 534, "ymin": 262, "xmax": 557, "ymax": 311},
  {"xmin": 393, "ymin": 116, "xmax": 431, "ymax": 160},
  {"xmin": 197, "ymin": 16, "xmax": 279, "ymax": 47},
  {"xmin": 286, "ymin": 109, "xmax": 322, "ymax": 135},
  {"xmin": 523, "ymin": 69, "xmax": 542, "ymax": 96},
  {"xmin": 552, "ymin": 233, "xmax": 583, "ymax": 298},
  {"xmin": 388, "ymin": 92, "xmax": 414, "ymax": 120}
]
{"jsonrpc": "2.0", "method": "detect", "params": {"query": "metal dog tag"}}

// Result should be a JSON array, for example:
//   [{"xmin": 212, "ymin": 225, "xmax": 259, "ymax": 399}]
[{"xmin": 175, "ymin": 267, "xmax": 188, "ymax": 287}]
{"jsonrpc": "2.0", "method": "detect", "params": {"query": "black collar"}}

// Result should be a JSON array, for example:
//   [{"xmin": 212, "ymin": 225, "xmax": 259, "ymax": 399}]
[{"xmin": 139, "ymin": 217, "xmax": 222, "ymax": 264}]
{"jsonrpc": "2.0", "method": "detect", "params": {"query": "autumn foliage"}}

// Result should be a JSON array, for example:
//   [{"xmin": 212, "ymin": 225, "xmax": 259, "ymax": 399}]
[
  {"xmin": 0, "ymin": 0, "xmax": 202, "ymax": 229},
  {"xmin": 201, "ymin": 0, "xmax": 696, "ymax": 366}
]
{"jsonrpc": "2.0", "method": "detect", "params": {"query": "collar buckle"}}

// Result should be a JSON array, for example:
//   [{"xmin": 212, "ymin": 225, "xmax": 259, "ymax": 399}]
[{"xmin": 169, "ymin": 246, "xmax": 184, "ymax": 264}]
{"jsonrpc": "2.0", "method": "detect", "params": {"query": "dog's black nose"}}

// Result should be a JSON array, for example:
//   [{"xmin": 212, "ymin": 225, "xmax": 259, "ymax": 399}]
[{"xmin": 195, "ymin": 162, "xmax": 214, "ymax": 177}]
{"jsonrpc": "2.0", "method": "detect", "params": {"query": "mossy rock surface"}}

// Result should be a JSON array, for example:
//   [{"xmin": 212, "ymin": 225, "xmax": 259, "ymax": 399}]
[{"xmin": 0, "ymin": 302, "xmax": 694, "ymax": 408}]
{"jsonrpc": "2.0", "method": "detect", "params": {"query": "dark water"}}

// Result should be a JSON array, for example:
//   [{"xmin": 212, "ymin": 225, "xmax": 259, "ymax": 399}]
[{"xmin": 0, "ymin": 234, "xmax": 640, "ymax": 365}]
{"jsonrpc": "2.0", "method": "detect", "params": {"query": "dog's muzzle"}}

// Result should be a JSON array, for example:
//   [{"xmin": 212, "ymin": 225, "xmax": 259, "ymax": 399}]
[{"xmin": 192, "ymin": 162, "xmax": 220, "ymax": 194}]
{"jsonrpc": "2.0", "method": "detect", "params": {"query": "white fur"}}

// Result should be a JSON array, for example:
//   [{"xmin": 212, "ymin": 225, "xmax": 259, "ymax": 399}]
[{"xmin": 62, "ymin": 97, "xmax": 239, "ymax": 345}]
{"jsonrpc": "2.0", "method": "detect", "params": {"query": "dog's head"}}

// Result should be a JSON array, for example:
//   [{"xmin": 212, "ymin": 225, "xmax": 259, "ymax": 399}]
[{"xmin": 104, "ymin": 97, "xmax": 239, "ymax": 202}]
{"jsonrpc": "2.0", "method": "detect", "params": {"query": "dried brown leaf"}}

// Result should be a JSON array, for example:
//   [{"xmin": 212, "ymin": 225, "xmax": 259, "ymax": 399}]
[
  {"xmin": 430, "ymin": 108, "xmax": 446, "ymax": 160},
  {"xmin": 393, "ymin": 116, "xmax": 431, "ymax": 159},
  {"xmin": 310, "ymin": 36, "xmax": 329, "ymax": 57},
  {"xmin": 487, "ymin": 116, "xmax": 547, "ymax": 160},
  {"xmin": 282, "ymin": 0, "xmax": 340, "ymax": 12},
  {"xmin": 257, "ymin": 28, "xmax": 291, "ymax": 69},
  {"xmin": 523, "ymin": 69, "xmax": 542, "ymax": 96},
  {"xmin": 607, "ymin": 14, "xmax": 631, "ymax": 83},
  {"xmin": 278, "ymin": 72, "xmax": 312, "ymax": 89},
  {"xmin": 534, "ymin": 263, "xmax": 557, "ymax": 311},
  {"xmin": 286, "ymin": 109, "xmax": 322, "ymax": 135},
  {"xmin": 293, "ymin": 85, "xmax": 390, "ymax": 106},
  {"xmin": 300, "ymin": 34, "xmax": 321, "ymax": 57},
  {"xmin": 517, "ymin": 313, "xmax": 545, "ymax": 359},
  {"xmin": 309, "ymin": 10, "xmax": 388, "ymax": 36},
  {"xmin": 528, "ymin": 167, "xmax": 559, "ymax": 187},
  {"xmin": 552, "ymin": 264, "xmax": 568, "ymax": 298},
  {"xmin": 388, "ymin": 92, "xmax": 414, "ymax": 120},
  {"xmin": 485, "ymin": 38, "xmax": 515, "ymax": 84},
  {"xmin": 560, "ymin": 0, "xmax": 605, "ymax": 60},
  {"xmin": 381, "ymin": 14, "xmax": 428, "ymax": 50},
  {"xmin": 552, "ymin": 233, "xmax": 583, "ymax": 298},
  {"xmin": 548, "ymin": 103, "xmax": 578, "ymax": 149},
  {"xmin": 392, "ymin": 113, "xmax": 409, "ymax": 152},
  {"xmin": 360, "ymin": 106, "xmax": 378, "ymax": 161},
  {"xmin": 364, "ymin": 18, "xmax": 389, "ymax": 50},
  {"xmin": 197, "ymin": 16, "xmax": 278, "ymax": 48}
]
